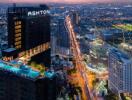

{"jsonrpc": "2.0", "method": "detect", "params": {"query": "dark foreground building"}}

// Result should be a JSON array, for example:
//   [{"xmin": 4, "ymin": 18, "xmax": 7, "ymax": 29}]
[
  {"xmin": 0, "ymin": 61, "xmax": 57, "ymax": 100},
  {"xmin": 3, "ymin": 5, "xmax": 50, "ymax": 66},
  {"xmin": 0, "ymin": 4, "xmax": 58, "ymax": 100}
]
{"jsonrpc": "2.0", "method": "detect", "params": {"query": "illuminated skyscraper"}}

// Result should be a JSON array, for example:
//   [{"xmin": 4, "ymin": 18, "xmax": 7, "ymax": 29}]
[{"xmin": 3, "ymin": 5, "xmax": 50, "ymax": 66}]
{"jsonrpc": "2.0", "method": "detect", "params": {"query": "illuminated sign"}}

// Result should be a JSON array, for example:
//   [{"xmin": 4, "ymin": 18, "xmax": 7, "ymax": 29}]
[{"xmin": 27, "ymin": 10, "xmax": 50, "ymax": 16}]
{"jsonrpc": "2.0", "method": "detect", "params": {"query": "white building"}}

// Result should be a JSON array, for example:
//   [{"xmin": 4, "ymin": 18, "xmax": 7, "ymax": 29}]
[{"xmin": 108, "ymin": 48, "xmax": 132, "ymax": 93}]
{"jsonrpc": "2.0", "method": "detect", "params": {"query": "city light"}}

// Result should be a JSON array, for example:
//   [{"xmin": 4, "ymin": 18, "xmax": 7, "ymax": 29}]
[{"xmin": 0, "ymin": 1, "xmax": 132, "ymax": 100}]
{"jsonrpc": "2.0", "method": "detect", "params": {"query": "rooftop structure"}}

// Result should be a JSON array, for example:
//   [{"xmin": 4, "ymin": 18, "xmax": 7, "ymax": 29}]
[
  {"xmin": 119, "ymin": 43, "xmax": 132, "ymax": 57},
  {"xmin": 3, "ymin": 48, "xmax": 16, "ymax": 53},
  {"xmin": 110, "ymin": 48, "xmax": 130, "ymax": 63},
  {"xmin": 0, "ymin": 60, "xmax": 40, "ymax": 80},
  {"xmin": 0, "ymin": 61, "xmax": 57, "ymax": 100}
]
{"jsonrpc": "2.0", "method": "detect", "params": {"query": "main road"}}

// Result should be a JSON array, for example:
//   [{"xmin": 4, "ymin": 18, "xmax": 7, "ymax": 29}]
[{"xmin": 65, "ymin": 15, "xmax": 92, "ymax": 100}]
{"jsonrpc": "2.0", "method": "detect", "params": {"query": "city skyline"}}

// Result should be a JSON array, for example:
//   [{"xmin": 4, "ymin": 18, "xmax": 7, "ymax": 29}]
[
  {"xmin": 0, "ymin": 0, "xmax": 132, "ymax": 3},
  {"xmin": 0, "ymin": 1, "xmax": 132, "ymax": 100}
]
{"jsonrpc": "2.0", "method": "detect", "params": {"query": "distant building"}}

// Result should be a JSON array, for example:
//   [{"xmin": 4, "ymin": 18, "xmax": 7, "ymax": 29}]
[
  {"xmin": 57, "ymin": 18, "xmax": 70, "ymax": 48},
  {"xmin": 100, "ymin": 29, "xmax": 132, "ymax": 43},
  {"xmin": 55, "ymin": 18, "xmax": 70, "ymax": 56},
  {"xmin": 72, "ymin": 11, "xmax": 80, "ymax": 26},
  {"xmin": 108, "ymin": 48, "xmax": 132, "ymax": 93},
  {"xmin": 3, "ymin": 5, "xmax": 50, "ymax": 66}
]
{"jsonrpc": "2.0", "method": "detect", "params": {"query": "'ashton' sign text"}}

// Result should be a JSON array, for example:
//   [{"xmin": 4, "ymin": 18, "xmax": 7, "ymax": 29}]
[{"xmin": 27, "ymin": 10, "xmax": 50, "ymax": 16}]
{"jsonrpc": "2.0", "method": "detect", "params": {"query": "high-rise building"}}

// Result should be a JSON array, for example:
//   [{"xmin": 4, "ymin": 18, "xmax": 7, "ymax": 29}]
[
  {"xmin": 3, "ymin": 5, "xmax": 50, "ymax": 66},
  {"xmin": 108, "ymin": 48, "xmax": 132, "ymax": 93},
  {"xmin": 55, "ymin": 18, "xmax": 70, "ymax": 56},
  {"xmin": 0, "ymin": 4, "xmax": 57, "ymax": 100},
  {"xmin": 57, "ymin": 18, "xmax": 70, "ymax": 48},
  {"xmin": 71, "ymin": 11, "xmax": 80, "ymax": 26},
  {"xmin": 0, "ymin": 61, "xmax": 57, "ymax": 100}
]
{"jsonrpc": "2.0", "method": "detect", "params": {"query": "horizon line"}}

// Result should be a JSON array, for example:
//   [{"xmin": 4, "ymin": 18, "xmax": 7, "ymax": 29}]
[{"xmin": 0, "ymin": 0, "xmax": 132, "ymax": 4}]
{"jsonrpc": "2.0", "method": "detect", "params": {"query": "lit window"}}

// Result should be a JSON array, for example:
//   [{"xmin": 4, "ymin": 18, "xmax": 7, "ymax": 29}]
[
  {"xmin": 15, "ymin": 25, "xmax": 21, "ymax": 29},
  {"xmin": 15, "ymin": 33, "xmax": 21, "ymax": 37},
  {"xmin": 15, "ymin": 41, "xmax": 21, "ymax": 46},
  {"xmin": 15, "ymin": 29, "xmax": 21, "ymax": 33},
  {"xmin": 15, "ymin": 37, "xmax": 21, "ymax": 41},
  {"xmin": 15, "ymin": 21, "xmax": 21, "ymax": 25},
  {"xmin": 16, "ymin": 45, "xmax": 21, "ymax": 49}
]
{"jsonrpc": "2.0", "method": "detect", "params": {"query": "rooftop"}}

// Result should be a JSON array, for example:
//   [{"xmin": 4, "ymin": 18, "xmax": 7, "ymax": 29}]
[
  {"xmin": 45, "ymin": 71, "xmax": 55, "ymax": 78},
  {"xmin": 110, "ymin": 48, "xmax": 131, "ymax": 63},
  {"xmin": 0, "ymin": 60, "xmax": 40, "ymax": 80},
  {"xmin": 3, "ymin": 48, "xmax": 16, "ymax": 53},
  {"xmin": 101, "ymin": 29, "xmax": 122, "ymax": 35}
]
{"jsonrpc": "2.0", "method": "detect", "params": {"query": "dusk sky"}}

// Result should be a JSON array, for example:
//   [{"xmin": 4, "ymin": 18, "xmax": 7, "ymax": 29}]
[{"xmin": 0, "ymin": 0, "xmax": 132, "ymax": 3}]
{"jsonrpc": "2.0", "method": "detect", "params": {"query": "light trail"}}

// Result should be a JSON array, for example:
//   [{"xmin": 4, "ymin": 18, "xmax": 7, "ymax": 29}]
[{"xmin": 65, "ymin": 15, "xmax": 92, "ymax": 100}]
